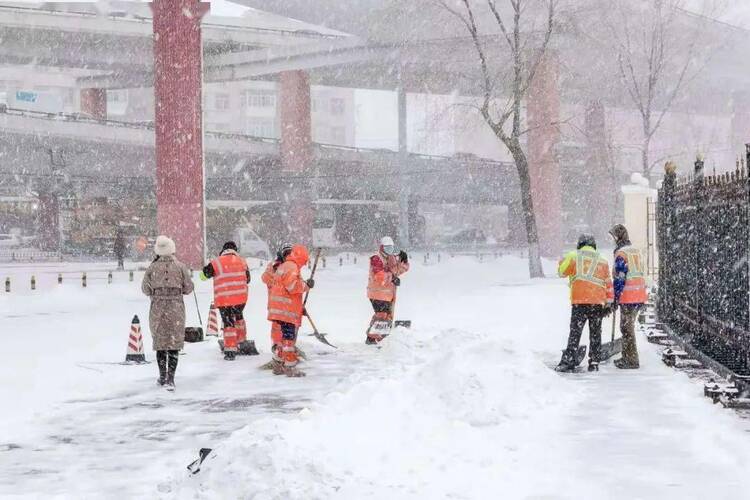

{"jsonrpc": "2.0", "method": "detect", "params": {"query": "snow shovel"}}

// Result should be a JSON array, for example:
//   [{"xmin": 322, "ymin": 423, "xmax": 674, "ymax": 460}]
[
  {"xmin": 600, "ymin": 306, "xmax": 622, "ymax": 361},
  {"xmin": 187, "ymin": 448, "xmax": 213, "ymax": 475},
  {"xmin": 301, "ymin": 248, "xmax": 337, "ymax": 348},
  {"xmin": 184, "ymin": 289, "xmax": 205, "ymax": 343},
  {"xmin": 305, "ymin": 310, "xmax": 337, "ymax": 349},
  {"xmin": 391, "ymin": 286, "xmax": 411, "ymax": 329}
]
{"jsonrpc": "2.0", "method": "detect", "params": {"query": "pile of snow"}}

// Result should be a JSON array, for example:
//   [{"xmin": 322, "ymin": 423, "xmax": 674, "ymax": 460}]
[{"xmin": 168, "ymin": 327, "xmax": 583, "ymax": 499}]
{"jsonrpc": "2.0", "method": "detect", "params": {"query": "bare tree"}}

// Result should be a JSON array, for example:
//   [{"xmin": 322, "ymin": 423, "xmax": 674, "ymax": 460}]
[
  {"xmin": 604, "ymin": 0, "xmax": 706, "ymax": 179},
  {"xmin": 435, "ymin": 0, "xmax": 555, "ymax": 278}
]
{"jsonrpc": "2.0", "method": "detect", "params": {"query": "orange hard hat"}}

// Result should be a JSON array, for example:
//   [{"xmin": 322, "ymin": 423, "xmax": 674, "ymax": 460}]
[{"xmin": 287, "ymin": 244, "xmax": 309, "ymax": 267}]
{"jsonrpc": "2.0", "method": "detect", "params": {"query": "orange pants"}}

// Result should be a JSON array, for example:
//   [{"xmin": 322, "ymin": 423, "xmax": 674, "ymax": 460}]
[
  {"xmin": 236, "ymin": 319, "xmax": 247, "ymax": 344},
  {"xmin": 223, "ymin": 327, "xmax": 238, "ymax": 352},
  {"xmin": 272, "ymin": 321, "xmax": 298, "ymax": 367}
]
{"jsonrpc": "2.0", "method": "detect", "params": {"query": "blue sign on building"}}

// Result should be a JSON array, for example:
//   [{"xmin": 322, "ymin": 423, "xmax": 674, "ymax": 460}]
[{"xmin": 15, "ymin": 91, "xmax": 38, "ymax": 103}]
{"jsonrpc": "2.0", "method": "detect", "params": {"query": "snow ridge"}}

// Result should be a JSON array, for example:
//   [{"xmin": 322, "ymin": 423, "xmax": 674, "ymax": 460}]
[{"xmin": 168, "ymin": 327, "xmax": 582, "ymax": 499}]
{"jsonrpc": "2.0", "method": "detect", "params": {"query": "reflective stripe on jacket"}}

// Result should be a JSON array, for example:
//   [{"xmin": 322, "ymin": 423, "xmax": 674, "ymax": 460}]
[
  {"xmin": 558, "ymin": 246, "xmax": 614, "ymax": 305},
  {"xmin": 367, "ymin": 253, "xmax": 409, "ymax": 302},
  {"xmin": 614, "ymin": 245, "xmax": 647, "ymax": 304},
  {"xmin": 210, "ymin": 251, "xmax": 249, "ymax": 307},
  {"xmin": 266, "ymin": 260, "xmax": 308, "ymax": 327}
]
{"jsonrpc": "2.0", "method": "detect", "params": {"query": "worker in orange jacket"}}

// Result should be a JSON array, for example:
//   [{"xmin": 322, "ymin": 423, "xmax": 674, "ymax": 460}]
[
  {"xmin": 200, "ymin": 241, "xmax": 251, "ymax": 361},
  {"xmin": 260, "ymin": 243, "xmax": 292, "ymax": 368},
  {"xmin": 366, "ymin": 236, "xmax": 409, "ymax": 344},
  {"xmin": 265, "ymin": 244, "xmax": 313, "ymax": 377},
  {"xmin": 556, "ymin": 234, "xmax": 614, "ymax": 372}
]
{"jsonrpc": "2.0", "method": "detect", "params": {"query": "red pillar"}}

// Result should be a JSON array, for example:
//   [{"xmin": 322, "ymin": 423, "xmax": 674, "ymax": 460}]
[
  {"xmin": 80, "ymin": 88, "xmax": 107, "ymax": 120},
  {"xmin": 527, "ymin": 53, "xmax": 562, "ymax": 257},
  {"xmin": 37, "ymin": 193, "xmax": 59, "ymax": 251},
  {"xmin": 279, "ymin": 70, "xmax": 313, "ymax": 245},
  {"xmin": 151, "ymin": 0, "xmax": 209, "ymax": 268}
]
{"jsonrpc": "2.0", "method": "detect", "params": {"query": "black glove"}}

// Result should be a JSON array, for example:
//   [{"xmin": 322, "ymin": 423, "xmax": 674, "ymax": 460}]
[
  {"xmin": 392, "ymin": 276, "xmax": 401, "ymax": 286},
  {"xmin": 306, "ymin": 278, "xmax": 315, "ymax": 289},
  {"xmin": 399, "ymin": 250, "xmax": 408, "ymax": 263},
  {"xmin": 303, "ymin": 308, "xmax": 308, "ymax": 317}
]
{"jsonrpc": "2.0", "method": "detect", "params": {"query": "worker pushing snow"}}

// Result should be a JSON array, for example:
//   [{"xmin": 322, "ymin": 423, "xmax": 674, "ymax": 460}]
[
  {"xmin": 556, "ymin": 234, "xmax": 613, "ymax": 372},
  {"xmin": 264, "ymin": 244, "xmax": 314, "ymax": 377},
  {"xmin": 609, "ymin": 224, "xmax": 647, "ymax": 369},
  {"xmin": 365, "ymin": 236, "xmax": 409, "ymax": 344},
  {"xmin": 141, "ymin": 235, "xmax": 194, "ymax": 391},
  {"xmin": 200, "ymin": 241, "xmax": 252, "ymax": 361},
  {"xmin": 260, "ymin": 243, "xmax": 292, "ymax": 369}
]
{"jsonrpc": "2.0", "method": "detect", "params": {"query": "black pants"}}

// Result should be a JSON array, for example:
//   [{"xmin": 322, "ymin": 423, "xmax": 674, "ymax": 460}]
[
  {"xmin": 276, "ymin": 321, "xmax": 297, "ymax": 341},
  {"xmin": 566, "ymin": 304, "xmax": 605, "ymax": 363},
  {"xmin": 219, "ymin": 304, "xmax": 245, "ymax": 328},
  {"xmin": 370, "ymin": 299, "xmax": 393, "ymax": 313}
]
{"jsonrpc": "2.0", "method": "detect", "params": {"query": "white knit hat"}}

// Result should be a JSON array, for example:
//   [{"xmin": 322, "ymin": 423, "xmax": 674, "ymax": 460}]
[{"xmin": 154, "ymin": 235, "xmax": 176, "ymax": 256}]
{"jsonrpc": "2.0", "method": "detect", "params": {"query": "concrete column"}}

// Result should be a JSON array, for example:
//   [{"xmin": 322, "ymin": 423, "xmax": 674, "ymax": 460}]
[
  {"xmin": 584, "ymin": 101, "xmax": 612, "ymax": 240},
  {"xmin": 527, "ymin": 52, "xmax": 561, "ymax": 257},
  {"xmin": 80, "ymin": 88, "xmax": 107, "ymax": 120},
  {"xmin": 279, "ymin": 70, "xmax": 313, "ymax": 245},
  {"xmin": 730, "ymin": 90, "xmax": 750, "ymax": 158},
  {"xmin": 151, "ymin": 0, "xmax": 209, "ymax": 269},
  {"xmin": 397, "ymin": 66, "xmax": 410, "ymax": 248}
]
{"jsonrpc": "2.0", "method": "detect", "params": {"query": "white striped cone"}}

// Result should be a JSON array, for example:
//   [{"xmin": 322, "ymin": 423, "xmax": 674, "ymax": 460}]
[
  {"xmin": 207, "ymin": 303, "xmax": 220, "ymax": 337},
  {"xmin": 125, "ymin": 315, "xmax": 146, "ymax": 363}
]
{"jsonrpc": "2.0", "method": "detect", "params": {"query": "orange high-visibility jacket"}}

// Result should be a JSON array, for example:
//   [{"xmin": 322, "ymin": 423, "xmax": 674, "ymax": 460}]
[
  {"xmin": 367, "ymin": 253, "xmax": 409, "ymax": 302},
  {"xmin": 266, "ymin": 260, "xmax": 308, "ymax": 327},
  {"xmin": 614, "ymin": 245, "xmax": 648, "ymax": 304},
  {"xmin": 558, "ymin": 246, "xmax": 614, "ymax": 305},
  {"xmin": 210, "ymin": 251, "xmax": 249, "ymax": 307}
]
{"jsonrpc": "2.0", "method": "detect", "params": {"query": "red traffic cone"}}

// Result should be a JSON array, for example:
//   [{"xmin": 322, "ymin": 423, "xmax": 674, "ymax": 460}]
[
  {"xmin": 125, "ymin": 315, "xmax": 146, "ymax": 363},
  {"xmin": 207, "ymin": 303, "xmax": 220, "ymax": 337}
]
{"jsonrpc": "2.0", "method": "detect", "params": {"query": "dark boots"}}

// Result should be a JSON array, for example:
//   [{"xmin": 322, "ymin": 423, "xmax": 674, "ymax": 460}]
[
  {"xmin": 156, "ymin": 350, "xmax": 167, "ymax": 386},
  {"xmin": 555, "ymin": 348, "xmax": 578, "ymax": 372},
  {"xmin": 165, "ymin": 350, "xmax": 178, "ymax": 391}
]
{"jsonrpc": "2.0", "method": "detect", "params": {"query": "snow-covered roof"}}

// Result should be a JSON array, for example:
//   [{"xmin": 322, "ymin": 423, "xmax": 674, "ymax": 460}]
[{"xmin": 0, "ymin": 0, "xmax": 351, "ymax": 38}]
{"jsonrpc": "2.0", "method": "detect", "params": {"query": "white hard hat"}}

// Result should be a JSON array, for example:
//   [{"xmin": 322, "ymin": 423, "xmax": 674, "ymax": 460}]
[{"xmin": 381, "ymin": 236, "xmax": 394, "ymax": 247}]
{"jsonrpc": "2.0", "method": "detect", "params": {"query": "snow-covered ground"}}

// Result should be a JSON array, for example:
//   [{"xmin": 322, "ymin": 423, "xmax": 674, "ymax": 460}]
[{"xmin": 2, "ymin": 254, "xmax": 750, "ymax": 499}]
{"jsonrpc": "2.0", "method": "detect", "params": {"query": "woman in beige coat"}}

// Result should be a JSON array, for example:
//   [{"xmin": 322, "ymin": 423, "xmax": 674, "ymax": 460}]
[{"xmin": 141, "ymin": 235, "xmax": 194, "ymax": 391}]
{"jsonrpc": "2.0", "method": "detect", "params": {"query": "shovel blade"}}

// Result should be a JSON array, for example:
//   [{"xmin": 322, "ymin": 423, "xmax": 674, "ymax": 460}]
[
  {"xmin": 238, "ymin": 340, "xmax": 260, "ymax": 356},
  {"xmin": 308, "ymin": 332, "xmax": 337, "ymax": 349},
  {"xmin": 394, "ymin": 320, "xmax": 412, "ymax": 329},
  {"xmin": 600, "ymin": 337, "xmax": 623, "ymax": 361}
]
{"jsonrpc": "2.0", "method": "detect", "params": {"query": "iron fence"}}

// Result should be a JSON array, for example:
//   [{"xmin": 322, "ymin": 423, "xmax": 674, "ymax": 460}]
[{"xmin": 658, "ymin": 148, "xmax": 750, "ymax": 374}]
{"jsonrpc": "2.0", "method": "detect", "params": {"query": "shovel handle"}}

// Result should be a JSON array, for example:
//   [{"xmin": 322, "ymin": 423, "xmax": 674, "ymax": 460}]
[
  {"xmin": 193, "ymin": 289, "xmax": 203, "ymax": 327},
  {"xmin": 303, "ymin": 247, "xmax": 322, "ymax": 308},
  {"xmin": 611, "ymin": 306, "xmax": 617, "ymax": 343}
]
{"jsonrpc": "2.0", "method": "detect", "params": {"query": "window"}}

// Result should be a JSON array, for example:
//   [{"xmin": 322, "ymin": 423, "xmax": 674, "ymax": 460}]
[
  {"xmin": 107, "ymin": 89, "xmax": 128, "ymax": 104},
  {"xmin": 330, "ymin": 97, "xmax": 345, "ymax": 115},
  {"xmin": 245, "ymin": 119, "xmax": 276, "ymax": 138},
  {"xmin": 241, "ymin": 89, "xmax": 275, "ymax": 109},
  {"xmin": 330, "ymin": 126, "xmax": 346, "ymax": 144},
  {"xmin": 214, "ymin": 93, "xmax": 230, "ymax": 111}
]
